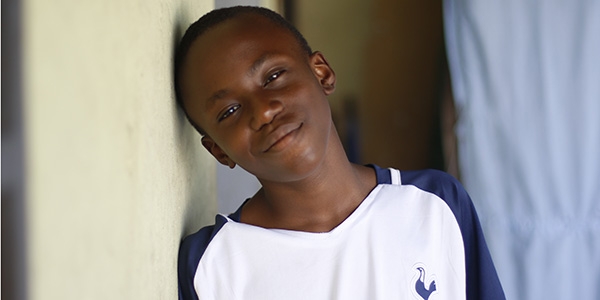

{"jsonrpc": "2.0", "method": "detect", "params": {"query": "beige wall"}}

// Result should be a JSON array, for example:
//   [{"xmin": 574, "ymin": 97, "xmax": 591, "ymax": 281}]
[{"xmin": 22, "ymin": 0, "xmax": 216, "ymax": 298}]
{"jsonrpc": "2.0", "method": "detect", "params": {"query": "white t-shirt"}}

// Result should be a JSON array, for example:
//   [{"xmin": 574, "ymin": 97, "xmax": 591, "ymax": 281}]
[{"xmin": 178, "ymin": 166, "xmax": 504, "ymax": 299}]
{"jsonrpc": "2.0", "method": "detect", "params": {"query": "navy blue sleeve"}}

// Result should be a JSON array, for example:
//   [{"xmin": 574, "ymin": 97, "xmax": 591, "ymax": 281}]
[
  {"xmin": 178, "ymin": 226, "xmax": 212, "ymax": 300},
  {"xmin": 401, "ymin": 169, "xmax": 506, "ymax": 300},
  {"xmin": 178, "ymin": 215, "xmax": 228, "ymax": 300}
]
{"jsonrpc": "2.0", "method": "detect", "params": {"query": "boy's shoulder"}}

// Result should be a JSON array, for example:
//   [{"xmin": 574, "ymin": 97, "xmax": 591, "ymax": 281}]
[
  {"xmin": 178, "ymin": 215, "xmax": 229, "ymax": 299},
  {"xmin": 375, "ymin": 165, "xmax": 468, "ymax": 208},
  {"xmin": 397, "ymin": 168, "xmax": 470, "ymax": 206},
  {"xmin": 393, "ymin": 167, "xmax": 480, "ymax": 232},
  {"xmin": 395, "ymin": 168, "xmax": 505, "ymax": 299}
]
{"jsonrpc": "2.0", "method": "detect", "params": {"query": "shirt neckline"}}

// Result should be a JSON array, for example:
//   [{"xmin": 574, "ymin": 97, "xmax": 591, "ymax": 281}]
[{"xmin": 225, "ymin": 165, "xmax": 390, "ymax": 236}]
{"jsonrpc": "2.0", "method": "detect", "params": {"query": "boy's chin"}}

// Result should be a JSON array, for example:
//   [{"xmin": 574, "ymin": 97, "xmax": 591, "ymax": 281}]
[{"xmin": 248, "ymin": 152, "xmax": 326, "ymax": 184}]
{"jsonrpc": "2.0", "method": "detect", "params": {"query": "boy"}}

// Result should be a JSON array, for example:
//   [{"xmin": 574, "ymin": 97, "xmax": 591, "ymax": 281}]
[{"xmin": 176, "ymin": 6, "xmax": 504, "ymax": 300}]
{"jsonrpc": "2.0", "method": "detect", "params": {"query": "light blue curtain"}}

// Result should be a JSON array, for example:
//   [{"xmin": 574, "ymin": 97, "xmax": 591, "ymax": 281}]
[{"xmin": 443, "ymin": 1, "xmax": 600, "ymax": 299}]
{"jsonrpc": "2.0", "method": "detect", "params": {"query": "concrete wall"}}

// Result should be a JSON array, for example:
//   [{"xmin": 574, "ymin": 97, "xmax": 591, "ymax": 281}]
[{"xmin": 18, "ymin": 0, "xmax": 216, "ymax": 298}]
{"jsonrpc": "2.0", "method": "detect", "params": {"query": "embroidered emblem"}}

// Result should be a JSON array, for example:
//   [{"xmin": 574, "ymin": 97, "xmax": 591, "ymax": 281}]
[{"xmin": 415, "ymin": 266, "xmax": 437, "ymax": 300}]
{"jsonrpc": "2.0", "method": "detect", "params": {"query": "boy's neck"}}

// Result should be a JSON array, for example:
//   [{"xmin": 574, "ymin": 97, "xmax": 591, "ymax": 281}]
[{"xmin": 239, "ymin": 132, "xmax": 377, "ymax": 233}]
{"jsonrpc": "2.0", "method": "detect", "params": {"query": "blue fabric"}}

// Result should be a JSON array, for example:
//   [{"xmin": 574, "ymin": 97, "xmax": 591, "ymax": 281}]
[
  {"xmin": 369, "ymin": 163, "xmax": 392, "ymax": 184},
  {"xmin": 443, "ymin": 1, "xmax": 600, "ymax": 299}
]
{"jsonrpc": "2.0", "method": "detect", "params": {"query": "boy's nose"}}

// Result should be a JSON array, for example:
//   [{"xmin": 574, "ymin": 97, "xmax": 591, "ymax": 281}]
[{"xmin": 250, "ymin": 99, "xmax": 284, "ymax": 131}]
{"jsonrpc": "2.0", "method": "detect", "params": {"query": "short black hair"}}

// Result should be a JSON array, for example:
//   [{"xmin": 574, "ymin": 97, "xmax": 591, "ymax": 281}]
[{"xmin": 174, "ymin": 6, "xmax": 312, "ymax": 135}]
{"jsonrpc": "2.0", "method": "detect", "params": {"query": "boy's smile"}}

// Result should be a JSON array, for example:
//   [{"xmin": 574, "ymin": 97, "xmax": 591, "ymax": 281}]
[
  {"xmin": 178, "ymin": 13, "xmax": 337, "ymax": 183},
  {"xmin": 261, "ymin": 122, "xmax": 303, "ymax": 153}
]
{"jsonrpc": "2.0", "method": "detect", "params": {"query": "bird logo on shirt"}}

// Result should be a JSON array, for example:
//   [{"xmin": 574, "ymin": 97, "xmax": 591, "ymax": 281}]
[{"xmin": 415, "ymin": 266, "xmax": 437, "ymax": 300}]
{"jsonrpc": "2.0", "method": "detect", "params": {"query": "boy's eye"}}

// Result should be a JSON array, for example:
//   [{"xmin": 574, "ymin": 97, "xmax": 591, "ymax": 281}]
[
  {"xmin": 218, "ymin": 104, "xmax": 240, "ymax": 121},
  {"xmin": 264, "ymin": 70, "xmax": 285, "ymax": 87}
]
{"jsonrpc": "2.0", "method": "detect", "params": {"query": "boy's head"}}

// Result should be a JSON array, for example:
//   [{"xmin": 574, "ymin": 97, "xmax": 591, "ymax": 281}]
[
  {"xmin": 175, "ymin": 6, "xmax": 337, "ymax": 182},
  {"xmin": 175, "ymin": 6, "xmax": 311, "ymax": 134}
]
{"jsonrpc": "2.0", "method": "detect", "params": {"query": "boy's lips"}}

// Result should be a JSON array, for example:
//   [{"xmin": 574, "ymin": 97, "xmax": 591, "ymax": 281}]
[{"xmin": 262, "ymin": 122, "xmax": 303, "ymax": 153}]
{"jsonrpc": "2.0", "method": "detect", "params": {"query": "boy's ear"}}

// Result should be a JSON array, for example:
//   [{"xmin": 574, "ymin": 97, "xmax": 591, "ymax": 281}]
[
  {"xmin": 309, "ymin": 51, "xmax": 336, "ymax": 95},
  {"xmin": 201, "ymin": 136, "xmax": 236, "ymax": 169}
]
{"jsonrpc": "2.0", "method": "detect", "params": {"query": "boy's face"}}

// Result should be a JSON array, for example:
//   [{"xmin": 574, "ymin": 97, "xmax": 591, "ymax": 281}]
[{"xmin": 179, "ymin": 13, "xmax": 336, "ymax": 183}]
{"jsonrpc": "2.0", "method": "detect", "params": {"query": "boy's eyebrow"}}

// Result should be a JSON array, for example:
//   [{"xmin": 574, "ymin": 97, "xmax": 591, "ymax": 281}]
[
  {"xmin": 248, "ymin": 53, "xmax": 274, "ymax": 76},
  {"xmin": 206, "ymin": 89, "xmax": 229, "ymax": 109}
]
